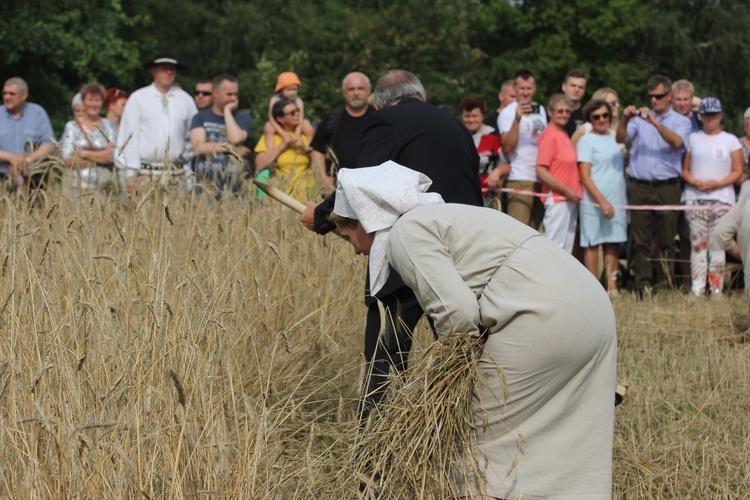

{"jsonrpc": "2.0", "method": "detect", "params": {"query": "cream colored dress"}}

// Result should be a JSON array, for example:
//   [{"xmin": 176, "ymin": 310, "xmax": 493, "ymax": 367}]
[{"xmin": 387, "ymin": 204, "xmax": 617, "ymax": 499}]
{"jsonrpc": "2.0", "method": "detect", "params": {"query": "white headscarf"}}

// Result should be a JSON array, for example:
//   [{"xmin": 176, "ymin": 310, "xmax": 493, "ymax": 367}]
[{"xmin": 333, "ymin": 161, "xmax": 444, "ymax": 296}]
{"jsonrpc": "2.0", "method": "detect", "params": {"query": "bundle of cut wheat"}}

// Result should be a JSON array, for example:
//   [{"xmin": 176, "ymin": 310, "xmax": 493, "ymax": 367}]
[{"xmin": 351, "ymin": 332, "xmax": 493, "ymax": 498}]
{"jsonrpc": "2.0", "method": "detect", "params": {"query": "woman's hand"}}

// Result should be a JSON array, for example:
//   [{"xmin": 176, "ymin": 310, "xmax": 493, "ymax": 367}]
[
  {"xmin": 564, "ymin": 187, "xmax": 582, "ymax": 203},
  {"xmin": 600, "ymin": 199, "xmax": 615, "ymax": 219}
]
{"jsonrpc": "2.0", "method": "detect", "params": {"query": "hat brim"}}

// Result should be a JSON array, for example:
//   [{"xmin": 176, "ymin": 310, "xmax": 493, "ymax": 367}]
[{"xmin": 143, "ymin": 59, "xmax": 186, "ymax": 70}]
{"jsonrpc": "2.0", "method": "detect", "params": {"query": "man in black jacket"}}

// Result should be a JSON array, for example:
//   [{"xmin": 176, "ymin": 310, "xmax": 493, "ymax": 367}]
[{"xmin": 300, "ymin": 70, "xmax": 482, "ymax": 422}]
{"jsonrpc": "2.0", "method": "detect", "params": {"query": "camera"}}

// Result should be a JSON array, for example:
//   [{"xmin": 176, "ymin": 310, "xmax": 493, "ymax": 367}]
[{"xmin": 529, "ymin": 102, "xmax": 540, "ymax": 114}]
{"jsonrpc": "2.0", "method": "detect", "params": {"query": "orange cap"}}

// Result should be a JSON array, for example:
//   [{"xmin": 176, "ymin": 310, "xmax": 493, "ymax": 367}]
[{"xmin": 275, "ymin": 72, "xmax": 302, "ymax": 93}]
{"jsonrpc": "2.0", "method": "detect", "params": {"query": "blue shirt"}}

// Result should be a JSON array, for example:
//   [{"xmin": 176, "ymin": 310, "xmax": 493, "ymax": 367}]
[
  {"xmin": 190, "ymin": 108, "xmax": 252, "ymax": 172},
  {"xmin": 626, "ymin": 107, "xmax": 691, "ymax": 181},
  {"xmin": 0, "ymin": 102, "xmax": 54, "ymax": 174}
]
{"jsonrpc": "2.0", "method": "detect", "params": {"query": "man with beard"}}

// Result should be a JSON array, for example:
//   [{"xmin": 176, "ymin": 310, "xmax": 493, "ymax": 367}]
[{"xmin": 309, "ymin": 72, "xmax": 375, "ymax": 194}]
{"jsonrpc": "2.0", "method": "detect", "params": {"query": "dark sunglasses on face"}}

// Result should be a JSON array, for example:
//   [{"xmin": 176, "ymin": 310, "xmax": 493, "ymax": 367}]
[
  {"xmin": 649, "ymin": 91, "xmax": 669, "ymax": 101},
  {"xmin": 284, "ymin": 108, "xmax": 300, "ymax": 116},
  {"xmin": 592, "ymin": 112, "xmax": 610, "ymax": 121},
  {"xmin": 194, "ymin": 90, "xmax": 212, "ymax": 97}
]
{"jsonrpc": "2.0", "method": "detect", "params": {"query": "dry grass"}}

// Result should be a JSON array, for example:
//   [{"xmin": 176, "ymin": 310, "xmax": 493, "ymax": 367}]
[{"xmin": 0, "ymin": 174, "xmax": 747, "ymax": 498}]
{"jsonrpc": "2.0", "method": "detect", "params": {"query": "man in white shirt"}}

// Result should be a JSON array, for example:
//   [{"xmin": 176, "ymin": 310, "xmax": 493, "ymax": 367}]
[
  {"xmin": 115, "ymin": 52, "xmax": 198, "ymax": 186},
  {"xmin": 498, "ymin": 69, "xmax": 548, "ymax": 228}
]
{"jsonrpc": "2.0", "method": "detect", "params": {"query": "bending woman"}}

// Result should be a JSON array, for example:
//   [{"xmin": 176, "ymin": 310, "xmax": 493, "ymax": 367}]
[{"xmin": 332, "ymin": 162, "xmax": 617, "ymax": 499}]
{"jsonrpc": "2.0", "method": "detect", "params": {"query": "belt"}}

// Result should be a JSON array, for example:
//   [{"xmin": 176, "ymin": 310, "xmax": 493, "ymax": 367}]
[
  {"xmin": 140, "ymin": 162, "xmax": 166, "ymax": 170},
  {"xmin": 138, "ymin": 162, "xmax": 185, "ymax": 177},
  {"xmin": 628, "ymin": 176, "xmax": 680, "ymax": 186}
]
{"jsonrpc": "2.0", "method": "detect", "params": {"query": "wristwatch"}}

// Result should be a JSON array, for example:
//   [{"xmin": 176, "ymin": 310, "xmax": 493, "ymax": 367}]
[{"xmin": 25, "ymin": 155, "xmax": 32, "ymax": 165}]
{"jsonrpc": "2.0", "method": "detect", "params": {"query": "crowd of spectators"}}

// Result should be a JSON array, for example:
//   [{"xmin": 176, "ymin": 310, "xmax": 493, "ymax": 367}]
[{"xmin": 2, "ymin": 53, "xmax": 750, "ymax": 298}]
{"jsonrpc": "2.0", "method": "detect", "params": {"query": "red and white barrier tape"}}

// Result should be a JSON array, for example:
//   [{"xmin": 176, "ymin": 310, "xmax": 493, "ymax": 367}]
[{"xmin": 493, "ymin": 187, "xmax": 731, "ymax": 212}]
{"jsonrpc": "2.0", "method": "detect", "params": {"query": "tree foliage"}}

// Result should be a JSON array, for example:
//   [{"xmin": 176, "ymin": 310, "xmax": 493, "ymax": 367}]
[{"xmin": 2, "ymin": 0, "xmax": 749, "ymax": 135}]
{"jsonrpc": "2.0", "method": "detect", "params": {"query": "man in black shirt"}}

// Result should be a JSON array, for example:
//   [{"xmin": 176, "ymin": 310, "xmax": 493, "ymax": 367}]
[
  {"xmin": 562, "ymin": 69, "xmax": 587, "ymax": 137},
  {"xmin": 309, "ymin": 72, "xmax": 374, "ymax": 194}
]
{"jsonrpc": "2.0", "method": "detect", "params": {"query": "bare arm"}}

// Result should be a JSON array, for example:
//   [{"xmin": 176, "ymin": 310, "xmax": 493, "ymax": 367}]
[
  {"xmin": 293, "ymin": 99, "xmax": 305, "ymax": 137},
  {"xmin": 536, "ymin": 164, "xmax": 581, "ymax": 202},
  {"xmin": 571, "ymin": 123, "xmax": 590, "ymax": 146},
  {"xmin": 255, "ymin": 136, "xmax": 291, "ymax": 170},
  {"xmin": 70, "ymin": 146, "xmax": 113, "ymax": 166},
  {"xmin": 311, "ymin": 150, "xmax": 334, "ymax": 193},
  {"xmin": 681, "ymin": 150, "xmax": 700, "ymax": 189},
  {"xmin": 485, "ymin": 163, "xmax": 510, "ymax": 188},
  {"xmin": 29, "ymin": 144, "xmax": 55, "ymax": 162},
  {"xmin": 190, "ymin": 127, "xmax": 229, "ymax": 156},
  {"xmin": 502, "ymin": 103, "xmax": 529, "ymax": 154},
  {"xmin": 268, "ymin": 98, "xmax": 287, "ymax": 138},
  {"xmin": 615, "ymin": 106, "xmax": 635, "ymax": 144},
  {"xmin": 579, "ymin": 162, "xmax": 614, "ymax": 218},
  {"xmin": 223, "ymin": 103, "xmax": 247, "ymax": 145},
  {"xmin": 706, "ymin": 149, "xmax": 743, "ymax": 190}
]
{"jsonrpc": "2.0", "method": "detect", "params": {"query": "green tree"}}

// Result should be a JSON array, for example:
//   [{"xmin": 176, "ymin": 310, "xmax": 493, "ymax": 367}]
[{"xmin": 0, "ymin": 0, "xmax": 149, "ymax": 131}]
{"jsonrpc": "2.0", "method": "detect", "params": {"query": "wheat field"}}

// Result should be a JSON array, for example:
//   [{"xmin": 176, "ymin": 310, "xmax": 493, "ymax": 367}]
[{"xmin": 0, "ymin": 176, "xmax": 747, "ymax": 498}]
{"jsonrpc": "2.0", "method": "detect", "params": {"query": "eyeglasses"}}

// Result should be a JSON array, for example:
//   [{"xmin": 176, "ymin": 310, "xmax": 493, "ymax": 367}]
[
  {"xmin": 284, "ymin": 108, "xmax": 300, "ymax": 116},
  {"xmin": 194, "ymin": 90, "xmax": 212, "ymax": 97},
  {"xmin": 649, "ymin": 92, "xmax": 669, "ymax": 101},
  {"xmin": 591, "ymin": 112, "xmax": 610, "ymax": 121}
]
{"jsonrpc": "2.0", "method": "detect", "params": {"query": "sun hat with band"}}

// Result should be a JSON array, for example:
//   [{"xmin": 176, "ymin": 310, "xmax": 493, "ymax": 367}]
[
  {"xmin": 142, "ymin": 52, "xmax": 186, "ymax": 70},
  {"xmin": 275, "ymin": 72, "xmax": 302, "ymax": 93}
]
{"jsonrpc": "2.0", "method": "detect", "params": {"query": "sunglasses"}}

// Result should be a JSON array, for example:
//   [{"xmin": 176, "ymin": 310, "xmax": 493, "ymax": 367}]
[
  {"xmin": 284, "ymin": 108, "xmax": 300, "ymax": 116},
  {"xmin": 649, "ymin": 91, "xmax": 669, "ymax": 101},
  {"xmin": 194, "ymin": 90, "xmax": 212, "ymax": 97},
  {"xmin": 609, "ymin": 99, "xmax": 619, "ymax": 106},
  {"xmin": 591, "ymin": 112, "xmax": 610, "ymax": 121}
]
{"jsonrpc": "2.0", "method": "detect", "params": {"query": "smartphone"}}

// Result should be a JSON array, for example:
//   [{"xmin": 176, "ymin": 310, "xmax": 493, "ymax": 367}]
[{"xmin": 530, "ymin": 102, "xmax": 540, "ymax": 114}]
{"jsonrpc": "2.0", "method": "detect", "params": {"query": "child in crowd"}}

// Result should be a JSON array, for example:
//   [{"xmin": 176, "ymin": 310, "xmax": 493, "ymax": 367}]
[{"xmin": 264, "ymin": 72, "xmax": 314, "ymax": 152}]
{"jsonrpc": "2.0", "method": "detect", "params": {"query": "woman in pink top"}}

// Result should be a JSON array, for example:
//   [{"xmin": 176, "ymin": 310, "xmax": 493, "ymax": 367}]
[{"xmin": 536, "ymin": 94, "xmax": 583, "ymax": 252}]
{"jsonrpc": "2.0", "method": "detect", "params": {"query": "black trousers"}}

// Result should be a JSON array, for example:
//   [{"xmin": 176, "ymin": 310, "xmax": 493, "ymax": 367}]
[
  {"xmin": 358, "ymin": 284, "xmax": 427, "ymax": 423},
  {"xmin": 627, "ymin": 179, "xmax": 681, "ymax": 290}
]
